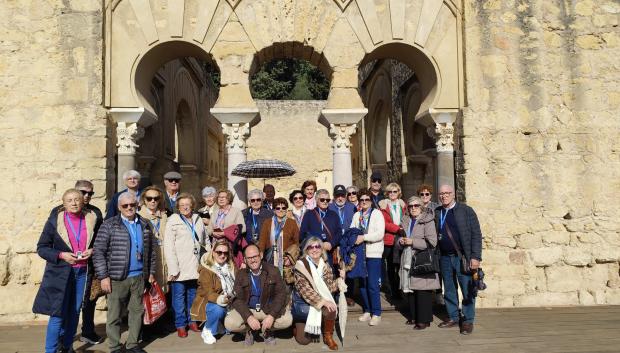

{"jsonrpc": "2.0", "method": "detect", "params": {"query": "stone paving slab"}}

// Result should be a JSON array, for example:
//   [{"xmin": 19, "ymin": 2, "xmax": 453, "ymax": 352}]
[{"xmin": 1, "ymin": 305, "xmax": 620, "ymax": 353}]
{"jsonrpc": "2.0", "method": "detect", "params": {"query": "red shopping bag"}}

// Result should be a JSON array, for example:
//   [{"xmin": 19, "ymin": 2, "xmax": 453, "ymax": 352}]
[{"xmin": 143, "ymin": 281, "xmax": 167, "ymax": 325}]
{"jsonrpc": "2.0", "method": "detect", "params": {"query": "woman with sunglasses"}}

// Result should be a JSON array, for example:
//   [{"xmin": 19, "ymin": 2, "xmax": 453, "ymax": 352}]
[
  {"xmin": 350, "ymin": 188, "xmax": 385, "ymax": 326},
  {"xmin": 395, "ymin": 196, "xmax": 439, "ymax": 330},
  {"xmin": 292, "ymin": 237, "xmax": 340, "ymax": 350},
  {"xmin": 190, "ymin": 239, "xmax": 236, "ymax": 345},
  {"xmin": 378, "ymin": 182, "xmax": 407, "ymax": 300},
  {"xmin": 258, "ymin": 197, "xmax": 299, "ymax": 274},
  {"xmin": 346, "ymin": 186, "xmax": 360, "ymax": 211},
  {"xmin": 138, "ymin": 186, "xmax": 169, "ymax": 294},
  {"xmin": 417, "ymin": 184, "xmax": 440, "ymax": 216},
  {"xmin": 164, "ymin": 193, "xmax": 209, "ymax": 338},
  {"xmin": 287, "ymin": 190, "xmax": 307, "ymax": 227}
]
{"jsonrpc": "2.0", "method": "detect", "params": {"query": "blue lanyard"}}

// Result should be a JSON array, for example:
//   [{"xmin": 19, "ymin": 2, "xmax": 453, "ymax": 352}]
[
  {"xmin": 168, "ymin": 196, "xmax": 176, "ymax": 210},
  {"xmin": 337, "ymin": 207, "xmax": 345, "ymax": 227},
  {"xmin": 252, "ymin": 212, "xmax": 258, "ymax": 231},
  {"xmin": 150, "ymin": 219, "xmax": 160, "ymax": 233},
  {"xmin": 249, "ymin": 273, "xmax": 261, "ymax": 294},
  {"xmin": 125, "ymin": 219, "xmax": 142, "ymax": 254},
  {"xmin": 65, "ymin": 213, "xmax": 83, "ymax": 249},
  {"xmin": 318, "ymin": 209, "xmax": 326, "ymax": 231},
  {"xmin": 440, "ymin": 209, "xmax": 449, "ymax": 230},
  {"xmin": 359, "ymin": 210, "xmax": 370, "ymax": 230},
  {"xmin": 408, "ymin": 219, "xmax": 416, "ymax": 238},
  {"xmin": 181, "ymin": 215, "xmax": 198, "ymax": 241}
]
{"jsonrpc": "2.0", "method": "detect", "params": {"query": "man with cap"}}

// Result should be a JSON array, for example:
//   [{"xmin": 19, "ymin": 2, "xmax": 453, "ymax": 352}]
[
  {"xmin": 369, "ymin": 171, "xmax": 384, "ymax": 209},
  {"xmin": 328, "ymin": 184, "xmax": 357, "ymax": 305},
  {"xmin": 163, "ymin": 171, "xmax": 182, "ymax": 216}
]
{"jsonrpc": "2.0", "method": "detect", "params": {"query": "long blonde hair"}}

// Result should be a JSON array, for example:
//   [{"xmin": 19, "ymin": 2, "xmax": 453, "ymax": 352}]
[{"xmin": 205, "ymin": 239, "xmax": 236, "ymax": 269}]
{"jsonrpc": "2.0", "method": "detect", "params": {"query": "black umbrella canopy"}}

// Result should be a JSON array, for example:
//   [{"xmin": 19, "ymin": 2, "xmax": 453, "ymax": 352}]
[{"xmin": 231, "ymin": 159, "xmax": 296, "ymax": 178}]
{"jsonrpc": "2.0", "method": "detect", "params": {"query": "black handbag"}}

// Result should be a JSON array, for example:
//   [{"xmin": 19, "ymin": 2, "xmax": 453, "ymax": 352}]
[{"xmin": 409, "ymin": 237, "xmax": 441, "ymax": 275}]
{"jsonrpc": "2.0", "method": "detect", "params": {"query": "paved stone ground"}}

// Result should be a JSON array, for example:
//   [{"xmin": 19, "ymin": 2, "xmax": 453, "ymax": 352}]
[{"xmin": 2, "ymin": 304, "xmax": 619, "ymax": 353}]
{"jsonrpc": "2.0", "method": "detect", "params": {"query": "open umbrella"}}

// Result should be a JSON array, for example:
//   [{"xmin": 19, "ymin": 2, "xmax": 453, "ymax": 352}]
[
  {"xmin": 231, "ymin": 159, "xmax": 296, "ymax": 178},
  {"xmin": 336, "ymin": 278, "xmax": 348, "ymax": 346}
]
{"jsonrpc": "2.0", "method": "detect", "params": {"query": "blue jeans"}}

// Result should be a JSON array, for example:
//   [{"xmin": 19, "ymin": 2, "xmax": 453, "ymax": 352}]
[
  {"xmin": 45, "ymin": 267, "xmax": 87, "ymax": 353},
  {"xmin": 359, "ymin": 258, "xmax": 382, "ymax": 317},
  {"xmin": 171, "ymin": 280, "xmax": 197, "ymax": 328},
  {"xmin": 204, "ymin": 302, "xmax": 227, "ymax": 334},
  {"xmin": 441, "ymin": 255, "xmax": 476, "ymax": 323}
]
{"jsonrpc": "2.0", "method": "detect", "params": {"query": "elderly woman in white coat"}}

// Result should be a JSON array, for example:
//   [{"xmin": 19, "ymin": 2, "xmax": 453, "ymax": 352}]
[
  {"xmin": 350, "ymin": 188, "xmax": 385, "ymax": 326},
  {"xmin": 395, "ymin": 196, "xmax": 439, "ymax": 330},
  {"xmin": 164, "ymin": 193, "xmax": 210, "ymax": 337}
]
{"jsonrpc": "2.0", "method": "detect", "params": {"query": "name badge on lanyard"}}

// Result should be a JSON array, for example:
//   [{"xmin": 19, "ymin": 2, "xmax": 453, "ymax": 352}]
[
  {"xmin": 182, "ymin": 215, "xmax": 200, "ymax": 255},
  {"xmin": 126, "ymin": 221, "xmax": 142, "ymax": 261},
  {"xmin": 65, "ymin": 213, "xmax": 83, "ymax": 258},
  {"xmin": 250, "ymin": 274, "xmax": 261, "ymax": 311},
  {"xmin": 440, "ymin": 209, "xmax": 449, "ymax": 230}
]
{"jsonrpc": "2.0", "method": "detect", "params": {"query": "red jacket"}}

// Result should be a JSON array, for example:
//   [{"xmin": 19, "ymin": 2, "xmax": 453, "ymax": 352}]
[{"xmin": 380, "ymin": 207, "xmax": 404, "ymax": 246}]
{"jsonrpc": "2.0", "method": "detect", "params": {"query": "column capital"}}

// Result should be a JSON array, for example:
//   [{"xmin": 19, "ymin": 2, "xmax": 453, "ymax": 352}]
[
  {"xmin": 116, "ymin": 121, "xmax": 145, "ymax": 155},
  {"xmin": 433, "ymin": 122, "xmax": 455, "ymax": 153},
  {"xmin": 108, "ymin": 106, "xmax": 157, "ymax": 127},
  {"xmin": 221, "ymin": 123, "xmax": 251, "ymax": 152},
  {"xmin": 328, "ymin": 124, "xmax": 357, "ymax": 151},
  {"xmin": 210, "ymin": 107, "xmax": 260, "ymax": 126}
]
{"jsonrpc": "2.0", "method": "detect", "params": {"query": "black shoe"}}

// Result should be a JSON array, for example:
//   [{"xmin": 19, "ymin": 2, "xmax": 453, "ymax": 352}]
[
  {"xmin": 405, "ymin": 320, "xmax": 414, "ymax": 325},
  {"xmin": 127, "ymin": 346, "xmax": 148, "ymax": 353},
  {"xmin": 57, "ymin": 348, "xmax": 75, "ymax": 353},
  {"xmin": 80, "ymin": 331, "xmax": 103, "ymax": 344}
]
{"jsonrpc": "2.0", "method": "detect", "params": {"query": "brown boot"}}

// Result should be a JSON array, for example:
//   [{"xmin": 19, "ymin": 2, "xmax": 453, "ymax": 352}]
[
  {"xmin": 294, "ymin": 323, "xmax": 311, "ymax": 345},
  {"xmin": 322, "ymin": 319, "xmax": 339, "ymax": 351}
]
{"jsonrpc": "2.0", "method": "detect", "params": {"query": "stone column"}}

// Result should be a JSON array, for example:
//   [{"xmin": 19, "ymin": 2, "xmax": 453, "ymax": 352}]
[
  {"xmin": 429, "ymin": 109, "xmax": 459, "ymax": 189},
  {"xmin": 328, "ymin": 124, "xmax": 357, "ymax": 187},
  {"xmin": 211, "ymin": 108, "xmax": 260, "ymax": 209},
  {"xmin": 320, "ymin": 108, "xmax": 368, "ymax": 187},
  {"xmin": 109, "ymin": 107, "xmax": 156, "ymax": 191}
]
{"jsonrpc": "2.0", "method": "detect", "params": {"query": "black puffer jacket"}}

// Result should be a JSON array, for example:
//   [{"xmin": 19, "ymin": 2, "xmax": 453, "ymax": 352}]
[{"xmin": 93, "ymin": 215, "xmax": 156, "ymax": 282}]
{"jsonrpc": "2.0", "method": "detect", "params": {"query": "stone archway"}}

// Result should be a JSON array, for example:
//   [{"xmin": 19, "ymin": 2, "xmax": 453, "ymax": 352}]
[{"xmin": 106, "ymin": 0, "xmax": 463, "ymax": 201}]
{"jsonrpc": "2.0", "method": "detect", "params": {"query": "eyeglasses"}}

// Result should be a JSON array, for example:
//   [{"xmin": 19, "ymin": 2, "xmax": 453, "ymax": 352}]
[
  {"xmin": 214, "ymin": 250, "xmax": 228, "ymax": 256},
  {"xmin": 319, "ymin": 198, "xmax": 331, "ymax": 203},
  {"xmin": 439, "ymin": 192, "xmax": 453, "ymax": 196},
  {"xmin": 408, "ymin": 204, "xmax": 421, "ymax": 209},
  {"xmin": 371, "ymin": 179, "xmax": 381, "ymax": 183},
  {"xmin": 166, "ymin": 179, "xmax": 180, "ymax": 183},
  {"xmin": 419, "ymin": 192, "xmax": 431, "ymax": 197},
  {"xmin": 388, "ymin": 190, "xmax": 399, "ymax": 194},
  {"xmin": 245, "ymin": 254, "xmax": 260, "ymax": 260},
  {"xmin": 145, "ymin": 196, "xmax": 160, "ymax": 202},
  {"xmin": 347, "ymin": 192, "xmax": 357, "ymax": 196},
  {"xmin": 306, "ymin": 244, "xmax": 322, "ymax": 250},
  {"xmin": 120, "ymin": 203, "xmax": 137, "ymax": 209},
  {"xmin": 293, "ymin": 196, "xmax": 304, "ymax": 201},
  {"xmin": 359, "ymin": 198, "xmax": 371, "ymax": 202},
  {"xmin": 274, "ymin": 206, "xmax": 288, "ymax": 211},
  {"xmin": 80, "ymin": 190, "xmax": 95, "ymax": 197},
  {"xmin": 250, "ymin": 198, "xmax": 262, "ymax": 203}
]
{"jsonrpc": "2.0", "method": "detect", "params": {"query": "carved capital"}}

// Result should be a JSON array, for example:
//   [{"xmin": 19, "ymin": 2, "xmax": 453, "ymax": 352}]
[
  {"xmin": 434, "ymin": 122, "xmax": 454, "ymax": 153},
  {"xmin": 116, "ymin": 122, "xmax": 145, "ymax": 155},
  {"xmin": 329, "ymin": 124, "xmax": 357, "ymax": 151},
  {"xmin": 222, "ymin": 123, "xmax": 251, "ymax": 151}
]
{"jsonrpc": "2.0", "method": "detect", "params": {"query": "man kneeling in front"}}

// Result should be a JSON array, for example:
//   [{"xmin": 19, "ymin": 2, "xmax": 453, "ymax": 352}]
[{"xmin": 224, "ymin": 244, "xmax": 292, "ymax": 345}]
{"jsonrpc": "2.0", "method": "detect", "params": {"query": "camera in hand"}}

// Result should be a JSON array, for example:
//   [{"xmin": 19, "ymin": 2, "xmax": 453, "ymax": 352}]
[{"xmin": 198, "ymin": 211, "xmax": 210, "ymax": 219}]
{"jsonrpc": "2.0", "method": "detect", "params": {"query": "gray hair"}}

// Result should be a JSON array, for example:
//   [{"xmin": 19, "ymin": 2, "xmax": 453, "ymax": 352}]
[
  {"xmin": 122, "ymin": 169, "xmax": 141, "ymax": 180},
  {"xmin": 407, "ymin": 196, "xmax": 426, "ymax": 213},
  {"xmin": 316, "ymin": 189, "xmax": 330, "ymax": 198},
  {"xmin": 346, "ymin": 185, "xmax": 358, "ymax": 193},
  {"xmin": 248, "ymin": 189, "xmax": 264, "ymax": 200},
  {"xmin": 118, "ymin": 191, "xmax": 137, "ymax": 204},
  {"xmin": 201, "ymin": 186, "xmax": 217, "ymax": 197},
  {"xmin": 74, "ymin": 180, "xmax": 94, "ymax": 189}
]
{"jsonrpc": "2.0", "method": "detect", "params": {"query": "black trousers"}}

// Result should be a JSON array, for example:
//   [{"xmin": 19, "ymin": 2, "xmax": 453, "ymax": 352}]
[
  {"xmin": 382, "ymin": 246, "xmax": 399, "ymax": 297},
  {"xmin": 406, "ymin": 290, "xmax": 434, "ymax": 324}
]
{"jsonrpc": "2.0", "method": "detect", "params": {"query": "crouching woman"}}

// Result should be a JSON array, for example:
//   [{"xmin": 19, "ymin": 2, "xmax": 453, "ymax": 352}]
[
  {"xmin": 293, "ymin": 237, "xmax": 339, "ymax": 351},
  {"xmin": 191, "ymin": 239, "xmax": 236, "ymax": 345}
]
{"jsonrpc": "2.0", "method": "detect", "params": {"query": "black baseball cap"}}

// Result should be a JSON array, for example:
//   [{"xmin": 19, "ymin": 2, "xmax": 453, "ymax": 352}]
[{"xmin": 333, "ymin": 185, "xmax": 347, "ymax": 197}]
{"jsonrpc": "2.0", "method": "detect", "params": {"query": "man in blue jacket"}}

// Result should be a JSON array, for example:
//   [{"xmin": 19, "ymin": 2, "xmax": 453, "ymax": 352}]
[
  {"xmin": 435, "ymin": 184, "xmax": 483, "ymax": 335},
  {"xmin": 328, "ymin": 184, "xmax": 357, "ymax": 305},
  {"xmin": 299, "ymin": 189, "xmax": 341, "ymax": 267}
]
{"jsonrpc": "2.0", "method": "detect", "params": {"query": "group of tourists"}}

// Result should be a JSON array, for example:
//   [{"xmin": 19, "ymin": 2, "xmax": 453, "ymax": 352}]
[{"xmin": 33, "ymin": 169, "xmax": 483, "ymax": 353}]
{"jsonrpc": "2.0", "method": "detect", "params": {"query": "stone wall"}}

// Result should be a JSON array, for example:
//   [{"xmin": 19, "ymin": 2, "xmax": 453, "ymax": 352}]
[
  {"xmin": 463, "ymin": 0, "xmax": 620, "ymax": 307},
  {"xmin": 0, "ymin": 1, "xmax": 107, "ymax": 322},
  {"xmin": 246, "ymin": 100, "xmax": 334, "ymax": 197}
]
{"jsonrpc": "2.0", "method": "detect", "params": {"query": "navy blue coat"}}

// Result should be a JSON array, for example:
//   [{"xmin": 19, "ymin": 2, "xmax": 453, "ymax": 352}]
[
  {"xmin": 434, "ymin": 203, "xmax": 483, "ymax": 262},
  {"xmin": 242, "ymin": 208, "xmax": 274, "ymax": 244},
  {"xmin": 33, "ymin": 210, "xmax": 97, "ymax": 316},
  {"xmin": 340, "ymin": 227, "xmax": 366, "ymax": 279},
  {"xmin": 299, "ymin": 208, "xmax": 342, "ymax": 250},
  {"xmin": 105, "ymin": 188, "xmax": 142, "ymax": 219}
]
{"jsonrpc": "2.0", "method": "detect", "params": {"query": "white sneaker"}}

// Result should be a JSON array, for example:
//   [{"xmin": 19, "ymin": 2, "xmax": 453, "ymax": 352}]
[
  {"xmin": 201, "ymin": 327, "xmax": 216, "ymax": 345},
  {"xmin": 369, "ymin": 315, "xmax": 381, "ymax": 326},
  {"xmin": 358, "ymin": 312, "xmax": 371, "ymax": 322}
]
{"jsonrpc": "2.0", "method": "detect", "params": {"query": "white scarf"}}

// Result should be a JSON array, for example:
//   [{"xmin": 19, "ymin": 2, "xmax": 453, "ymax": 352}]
[
  {"xmin": 214, "ymin": 263, "xmax": 235, "ymax": 297},
  {"xmin": 304, "ymin": 256, "xmax": 336, "ymax": 335}
]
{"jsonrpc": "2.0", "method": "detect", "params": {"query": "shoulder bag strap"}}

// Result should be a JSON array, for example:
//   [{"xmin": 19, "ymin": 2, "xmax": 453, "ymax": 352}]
[
  {"xmin": 314, "ymin": 210, "xmax": 333, "ymax": 241},
  {"xmin": 444, "ymin": 224, "xmax": 463, "ymax": 258}
]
